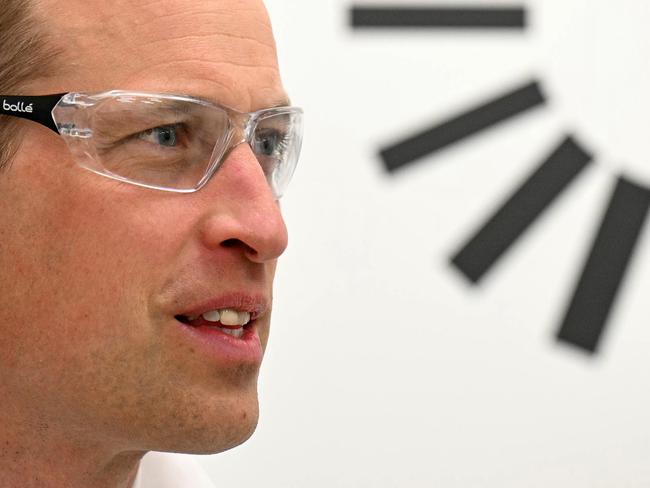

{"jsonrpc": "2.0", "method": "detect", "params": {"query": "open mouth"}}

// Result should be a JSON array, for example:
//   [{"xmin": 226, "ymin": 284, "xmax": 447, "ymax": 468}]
[{"xmin": 175, "ymin": 310, "xmax": 253, "ymax": 339}]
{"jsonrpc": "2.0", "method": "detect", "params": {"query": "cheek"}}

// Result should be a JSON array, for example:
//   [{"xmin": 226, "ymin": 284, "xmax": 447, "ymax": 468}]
[
  {"xmin": 0, "ymin": 170, "xmax": 196, "ymax": 430},
  {"xmin": 0, "ymin": 151, "xmax": 188, "ymax": 371}
]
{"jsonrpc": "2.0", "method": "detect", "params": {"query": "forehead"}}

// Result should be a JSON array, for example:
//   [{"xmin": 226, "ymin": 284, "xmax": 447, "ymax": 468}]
[{"xmin": 34, "ymin": 0, "xmax": 286, "ymax": 112}]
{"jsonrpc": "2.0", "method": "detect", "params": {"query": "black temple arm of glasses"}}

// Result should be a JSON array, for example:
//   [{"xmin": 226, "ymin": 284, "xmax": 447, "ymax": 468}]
[{"xmin": 0, "ymin": 94, "xmax": 66, "ymax": 133}]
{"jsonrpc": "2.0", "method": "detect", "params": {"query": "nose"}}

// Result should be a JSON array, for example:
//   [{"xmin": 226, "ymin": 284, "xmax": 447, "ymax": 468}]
[{"xmin": 197, "ymin": 144, "xmax": 289, "ymax": 263}]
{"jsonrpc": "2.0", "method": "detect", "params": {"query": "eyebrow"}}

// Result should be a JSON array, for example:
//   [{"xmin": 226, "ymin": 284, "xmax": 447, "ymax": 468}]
[
  {"xmin": 270, "ymin": 96, "xmax": 292, "ymax": 108},
  {"xmin": 166, "ymin": 91, "xmax": 293, "ymax": 114},
  {"xmin": 232, "ymin": 96, "xmax": 293, "ymax": 112}
]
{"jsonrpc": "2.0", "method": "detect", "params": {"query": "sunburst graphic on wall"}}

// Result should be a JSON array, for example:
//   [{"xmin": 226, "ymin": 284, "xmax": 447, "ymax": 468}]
[{"xmin": 350, "ymin": 2, "xmax": 650, "ymax": 355}]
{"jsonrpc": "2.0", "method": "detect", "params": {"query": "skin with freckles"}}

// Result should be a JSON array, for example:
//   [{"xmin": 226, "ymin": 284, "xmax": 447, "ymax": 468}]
[{"xmin": 0, "ymin": 1, "xmax": 289, "ymax": 487}]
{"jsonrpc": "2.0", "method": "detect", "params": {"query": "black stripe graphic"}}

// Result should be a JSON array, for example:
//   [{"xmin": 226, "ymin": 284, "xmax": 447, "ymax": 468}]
[
  {"xmin": 380, "ymin": 81, "xmax": 545, "ymax": 172},
  {"xmin": 351, "ymin": 6, "xmax": 526, "ymax": 29},
  {"xmin": 451, "ymin": 136, "xmax": 593, "ymax": 283},
  {"xmin": 557, "ymin": 177, "xmax": 650, "ymax": 353}
]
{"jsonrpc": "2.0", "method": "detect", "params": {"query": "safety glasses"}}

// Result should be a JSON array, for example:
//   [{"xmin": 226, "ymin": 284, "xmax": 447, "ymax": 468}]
[{"xmin": 0, "ymin": 91, "xmax": 303, "ymax": 196}]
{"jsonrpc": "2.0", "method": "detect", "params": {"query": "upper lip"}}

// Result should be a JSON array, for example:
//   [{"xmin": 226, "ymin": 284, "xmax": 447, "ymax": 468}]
[{"xmin": 176, "ymin": 292, "xmax": 270, "ymax": 321}]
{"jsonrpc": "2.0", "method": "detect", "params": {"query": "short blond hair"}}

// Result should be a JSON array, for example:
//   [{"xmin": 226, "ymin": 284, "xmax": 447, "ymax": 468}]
[{"xmin": 0, "ymin": 0, "xmax": 61, "ymax": 170}]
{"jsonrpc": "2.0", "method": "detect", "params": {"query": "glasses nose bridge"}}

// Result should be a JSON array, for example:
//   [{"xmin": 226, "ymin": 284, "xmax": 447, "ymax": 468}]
[
  {"xmin": 228, "ymin": 109, "xmax": 253, "ymax": 139},
  {"xmin": 208, "ymin": 110, "xmax": 257, "ymax": 180}
]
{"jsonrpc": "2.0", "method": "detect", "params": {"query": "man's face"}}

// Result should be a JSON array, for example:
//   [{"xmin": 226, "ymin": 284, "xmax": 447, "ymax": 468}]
[{"xmin": 0, "ymin": 0, "xmax": 288, "ymax": 454}]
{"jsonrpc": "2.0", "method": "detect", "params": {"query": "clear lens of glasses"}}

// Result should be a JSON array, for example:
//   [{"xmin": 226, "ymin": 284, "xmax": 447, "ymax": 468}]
[
  {"xmin": 51, "ymin": 91, "xmax": 303, "ymax": 195},
  {"xmin": 251, "ymin": 109, "xmax": 303, "ymax": 198}
]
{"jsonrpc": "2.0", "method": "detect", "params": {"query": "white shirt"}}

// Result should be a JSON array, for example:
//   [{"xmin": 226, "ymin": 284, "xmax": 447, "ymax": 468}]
[{"xmin": 133, "ymin": 452, "xmax": 216, "ymax": 488}]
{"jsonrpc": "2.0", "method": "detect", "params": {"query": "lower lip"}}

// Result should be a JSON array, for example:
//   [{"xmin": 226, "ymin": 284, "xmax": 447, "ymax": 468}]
[{"xmin": 175, "ymin": 319, "xmax": 263, "ymax": 364}]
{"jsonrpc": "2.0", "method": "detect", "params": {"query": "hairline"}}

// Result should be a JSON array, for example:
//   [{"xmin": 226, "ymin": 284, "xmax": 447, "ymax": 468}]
[{"xmin": 0, "ymin": 0, "xmax": 65, "ymax": 171}]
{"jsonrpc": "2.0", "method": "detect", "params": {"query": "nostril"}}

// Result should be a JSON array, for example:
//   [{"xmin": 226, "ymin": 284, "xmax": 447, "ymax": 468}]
[
  {"xmin": 221, "ymin": 238, "xmax": 257, "ymax": 255},
  {"xmin": 222, "ymin": 238, "xmax": 238, "ymax": 248}
]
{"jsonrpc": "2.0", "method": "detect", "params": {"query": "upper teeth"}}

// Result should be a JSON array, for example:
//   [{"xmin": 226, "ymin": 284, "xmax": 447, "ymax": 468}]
[{"xmin": 201, "ymin": 309, "xmax": 251, "ymax": 326}]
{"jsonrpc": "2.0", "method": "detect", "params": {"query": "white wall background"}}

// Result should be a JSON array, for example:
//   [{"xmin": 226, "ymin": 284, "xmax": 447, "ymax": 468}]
[{"xmin": 199, "ymin": 1, "xmax": 650, "ymax": 486}]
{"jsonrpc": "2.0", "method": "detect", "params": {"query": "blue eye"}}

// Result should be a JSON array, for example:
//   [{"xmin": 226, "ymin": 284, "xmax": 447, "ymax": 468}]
[
  {"xmin": 253, "ymin": 128, "xmax": 287, "ymax": 157},
  {"xmin": 138, "ymin": 125, "xmax": 180, "ymax": 147}
]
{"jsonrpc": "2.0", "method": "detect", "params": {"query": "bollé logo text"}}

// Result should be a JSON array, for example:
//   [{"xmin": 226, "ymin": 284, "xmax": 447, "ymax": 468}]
[{"xmin": 3, "ymin": 100, "xmax": 33, "ymax": 113}]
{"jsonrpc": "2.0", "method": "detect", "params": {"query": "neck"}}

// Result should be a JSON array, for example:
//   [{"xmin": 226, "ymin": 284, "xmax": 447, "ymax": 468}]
[{"xmin": 0, "ymin": 403, "xmax": 144, "ymax": 488}]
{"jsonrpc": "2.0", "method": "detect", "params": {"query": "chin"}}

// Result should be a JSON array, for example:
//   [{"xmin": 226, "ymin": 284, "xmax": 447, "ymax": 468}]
[
  {"xmin": 145, "ymin": 393, "xmax": 261, "ymax": 455},
  {"xmin": 194, "ymin": 404, "xmax": 260, "ymax": 455}
]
